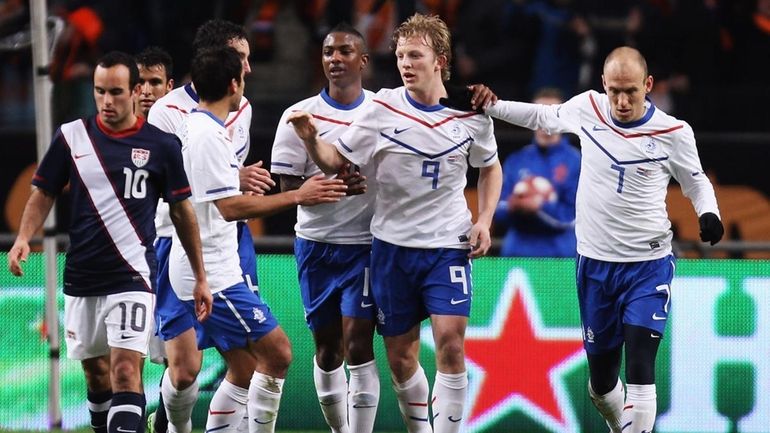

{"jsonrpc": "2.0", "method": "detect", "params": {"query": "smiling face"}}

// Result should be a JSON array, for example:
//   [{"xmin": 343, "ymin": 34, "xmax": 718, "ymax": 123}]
[
  {"xmin": 94, "ymin": 64, "xmax": 139, "ymax": 130},
  {"xmin": 322, "ymin": 32, "xmax": 368, "ymax": 89},
  {"xmin": 395, "ymin": 35, "xmax": 445, "ymax": 95},
  {"xmin": 136, "ymin": 64, "xmax": 172, "ymax": 117},
  {"xmin": 602, "ymin": 56, "xmax": 653, "ymax": 123}
]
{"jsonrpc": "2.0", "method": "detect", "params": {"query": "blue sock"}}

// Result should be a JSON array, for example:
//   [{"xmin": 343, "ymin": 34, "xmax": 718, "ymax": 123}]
[
  {"xmin": 108, "ymin": 392, "xmax": 146, "ymax": 433},
  {"xmin": 88, "ymin": 389, "xmax": 112, "ymax": 433}
]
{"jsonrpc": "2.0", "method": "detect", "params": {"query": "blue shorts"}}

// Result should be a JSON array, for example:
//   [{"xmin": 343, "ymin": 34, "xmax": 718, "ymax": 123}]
[
  {"xmin": 371, "ymin": 238, "xmax": 472, "ymax": 337},
  {"xmin": 154, "ymin": 222, "xmax": 259, "ymax": 341},
  {"xmin": 576, "ymin": 254, "xmax": 675, "ymax": 355},
  {"xmin": 192, "ymin": 281, "xmax": 278, "ymax": 352},
  {"xmin": 295, "ymin": 238, "xmax": 374, "ymax": 331}
]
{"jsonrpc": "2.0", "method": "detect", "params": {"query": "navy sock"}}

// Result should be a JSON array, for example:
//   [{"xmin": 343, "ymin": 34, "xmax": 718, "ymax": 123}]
[
  {"xmin": 108, "ymin": 391, "xmax": 146, "ymax": 433},
  {"xmin": 87, "ymin": 389, "xmax": 112, "ymax": 433}
]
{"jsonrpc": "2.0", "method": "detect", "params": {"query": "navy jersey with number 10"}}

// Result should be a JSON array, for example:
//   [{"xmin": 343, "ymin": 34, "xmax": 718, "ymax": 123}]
[{"xmin": 32, "ymin": 116, "xmax": 191, "ymax": 296}]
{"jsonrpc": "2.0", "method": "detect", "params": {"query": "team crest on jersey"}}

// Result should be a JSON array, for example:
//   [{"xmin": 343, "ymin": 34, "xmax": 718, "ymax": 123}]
[
  {"xmin": 449, "ymin": 123, "xmax": 464, "ymax": 141},
  {"xmin": 641, "ymin": 137, "xmax": 659, "ymax": 156},
  {"xmin": 131, "ymin": 148, "xmax": 150, "ymax": 168}
]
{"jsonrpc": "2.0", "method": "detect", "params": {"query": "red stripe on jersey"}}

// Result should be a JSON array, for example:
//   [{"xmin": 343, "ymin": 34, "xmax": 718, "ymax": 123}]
[
  {"xmin": 374, "ymin": 99, "xmax": 477, "ymax": 128},
  {"xmin": 407, "ymin": 401, "xmax": 429, "ymax": 407},
  {"xmin": 588, "ymin": 93, "xmax": 684, "ymax": 138},
  {"xmin": 623, "ymin": 404, "xmax": 634, "ymax": 410},
  {"xmin": 310, "ymin": 113, "xmax": 352, "ymax": 126},
  {"xmin": 225, "ymin": 100, "xmax": 251, "ymax": 127},
  {"xmin": 165, "ymin": 104, "xmax": 189, "ymax": 114},
  {"xmin": 172, "ymin": 186, "xmax": 191, "ymax": 195}
]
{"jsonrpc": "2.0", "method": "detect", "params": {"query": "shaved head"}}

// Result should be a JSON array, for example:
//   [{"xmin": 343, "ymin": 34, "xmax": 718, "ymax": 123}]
[{"xmin": 603, "ymin": 46, "xmax": 648, "ymax": 77}]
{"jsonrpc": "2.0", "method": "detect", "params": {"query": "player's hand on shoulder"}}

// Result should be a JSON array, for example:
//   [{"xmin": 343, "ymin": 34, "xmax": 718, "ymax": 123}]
[
  {"xmin": 286, "ymin": 110, "xmax": 318, "ymax": 142},
  {"xmin": 295, "ymin": 174, "xmax": 347, "ymax": 206},
  {"xmin": 440, "ymin": 84, "xmax": 497, "ymax": 113},
  {"xmin": 7, "ymin": 239, "xmax": 30, "ymax": 277},
  {"xmin": 240, "ymin": 160, "xmax": 275, "ymax": 195},
  {"xmin": 193, "ymin": 280, "xmax": 213, "ymax": 322},
  {"xmin": 467, "ymin": 223, "xmax": 492, "ymax": 259},
  {"xmin": 699, "ymin": 212, "xmax": 724, "ymax": 245},
  {"xmin": 337, "ymin": 163, "xmax": 367, "ymax": 196}
]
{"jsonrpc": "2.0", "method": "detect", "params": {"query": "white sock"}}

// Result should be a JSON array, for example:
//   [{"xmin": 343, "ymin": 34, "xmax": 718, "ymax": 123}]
[
  {"xmin": 431, "ymin": 371, "xmax": 467, "ymax": 433},
  {"xmin": 623, "ymin": 384, "xmax": 657, "ymax": 433},
  {"xmin": 205, "ymin": 378, "xmax": 248, "ymax": 433},
  {"xmin": 161, "ymin": 369, "xmax": 199, "ymax": 433},
  {"xmin": 392, "ymin": 365, "xmax": 432, "ymax": 433},
  {"xmin": 348, "ymin": 359, "xmax": 380, "ymax": 433},
  {"xmin": 248, "ymin": 371, "xmax": 285, "ymax": 433},
  {"xmin": 313, "ymin": 357, "xmax": 350, "ymax": 433},
  {"xmin": 588, "ymin": 379, "xmax": 624, "ymax": 433}
]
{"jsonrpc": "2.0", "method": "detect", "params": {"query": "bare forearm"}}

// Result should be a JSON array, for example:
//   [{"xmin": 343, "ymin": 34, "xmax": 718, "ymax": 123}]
[
  {"xmin": 303, "ymin": 136, "xmax": 347, "ymax": 174},
  {"xmin": 279, "ymin": 174, "xmax": 304, "ymax": 192},
  {"xmin": 476, "ymin": 162, "xmax": 503, "ymax": 227},
  {"xmin": 216, "ymin": 193, "xmax": 298, "ymax": 221},
  {"xmin": 17, "ymin": 188, "xmax": 55, "ymax": 242},
  {"xmin": 169, "ymin": 201, "xmax": 206, "ymax": 281}
]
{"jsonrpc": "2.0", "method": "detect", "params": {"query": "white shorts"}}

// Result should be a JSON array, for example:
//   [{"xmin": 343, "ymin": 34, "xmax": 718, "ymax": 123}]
[{"xmin": 64, "ymin": 292, "xmax": 155, "ymax": 360}]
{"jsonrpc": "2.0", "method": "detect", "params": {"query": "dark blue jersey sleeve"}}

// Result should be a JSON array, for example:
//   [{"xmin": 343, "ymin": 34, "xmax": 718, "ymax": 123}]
[
  {"xmin": 32, "ymin": 128, "xmax": 71, "ymax": 195},
  {"xmin": 160, "ymin": 134, "xmax": 191, "ymax": 203}
]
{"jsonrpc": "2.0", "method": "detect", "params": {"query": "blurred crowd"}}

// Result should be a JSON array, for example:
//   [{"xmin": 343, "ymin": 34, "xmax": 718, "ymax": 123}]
[{"xmin": 1, "ymin": 0, "xmax": 769, "ymax": 131}]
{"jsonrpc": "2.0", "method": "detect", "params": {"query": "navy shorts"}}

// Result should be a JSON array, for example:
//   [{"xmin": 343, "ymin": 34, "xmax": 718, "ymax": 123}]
[
  {"xmin": 295, "ymin": 238, "xmax": 375, "ymax": 330},
  {"xmin": 371, "ymin": 238, "xmax": 472, "ymax": 337},
  {"xmin": 576, "ymin": 254, "xmax": 675, "ymax": 354}
]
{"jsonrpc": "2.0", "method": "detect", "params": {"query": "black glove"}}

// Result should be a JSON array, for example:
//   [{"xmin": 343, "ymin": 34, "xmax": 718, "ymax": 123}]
[
  {"xmin": 699, "ymin": 212, "xmax": 724, "ymax": 245},
  {"xmin": 439, "ymin": 84, "xmax": 480, "ymax": 112}
]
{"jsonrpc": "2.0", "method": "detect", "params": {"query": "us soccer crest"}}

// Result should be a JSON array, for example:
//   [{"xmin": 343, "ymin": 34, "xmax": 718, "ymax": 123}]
[{"xmin": 131, "ymin": 148, "xmax": 150, "ymax": 168}]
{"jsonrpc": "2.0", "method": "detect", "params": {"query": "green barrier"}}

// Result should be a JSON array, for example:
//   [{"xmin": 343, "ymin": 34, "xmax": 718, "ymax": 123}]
[{"xmin": 1, "ymin": 253, "xmax": 769, "ymax": 432}]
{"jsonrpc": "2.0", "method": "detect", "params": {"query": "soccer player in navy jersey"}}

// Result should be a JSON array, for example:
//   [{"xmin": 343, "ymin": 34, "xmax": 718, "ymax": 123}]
[
  {"xmin": 178, "ymin": 46, "xmax": 347, "ymax": 433},
  {"xmin": 444, "ymin": 46, "xmax": 724, "ymax": 433},
  {"xmin": 135, "ymin": 46, "xmax": 174, "ymax": 119},
  {"xmin": 288, "ymin": 14, "xmax": 503, "ymax": 433},
  {"xmin": 7, "ymin": 51, "xmax": 210, "ymax": 433},
  {"xmin": 271, "ymin": 23, "xmax": 379, "ymax": 433}
]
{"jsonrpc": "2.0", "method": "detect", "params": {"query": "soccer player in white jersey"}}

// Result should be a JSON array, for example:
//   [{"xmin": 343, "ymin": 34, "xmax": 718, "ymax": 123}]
[
  {"xmin": 444, "ymin": 46, "xmax": 724, "ymax": 433},
  {"xmin": 134, "ymin": 46, "xmax": 174, "ymax": 120},
  {"xmin": 288, "ymin": 14, "xmax": 503, "ymax": 433},
  {"xmin": 8, "ymin": 51, "xmax": 211, "ymax": 433},
  {"xmin": 177, "ymin": 46, "xmax": 347, "ymax": 433},
  {"xmin": 271, "ymin": 23, "xmax": 379, "ymax": 433},
  {"xmin": 146, "ymin": 20, "xmax": 274, "ymax": 433}
]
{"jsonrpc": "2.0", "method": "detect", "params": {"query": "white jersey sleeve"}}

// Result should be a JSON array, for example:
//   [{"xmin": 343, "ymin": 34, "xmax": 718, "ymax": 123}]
[
  {"xmin": 271, "ymin": 89, "xmax": 375, "ymax": 244},
  {"xmin": 668, "ymin": 123, "xmax": 720, "ymax": 218},
  {"xmin": 169, "ymin": 111, "xmax": 243, "ymax": 299}
]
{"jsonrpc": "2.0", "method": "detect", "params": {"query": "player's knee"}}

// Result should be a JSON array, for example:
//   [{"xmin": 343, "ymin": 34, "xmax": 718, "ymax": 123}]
[
  {"xmin": 386, "ymin": 351, "xmax": 418, "ymax": 381},
  {"xmin": 315, "ymin": 346, "xmax": 343, "ymax": 371},
  {"xmin": 265, "ymin": 342, "xmax": 292, "ymax": 376},
  {"xmin": 345, "ymin": 337, "xmax": 374, "ymax": 366},
  {"xmin": 111, "ymin": 359, "xmax": 141, "ymax": 390},
  {"xmin": 435, "ymin": 338, "xmax": 465, "ymax": 370},
  {"xmin": 169, "ymin": 364, "xmax": 199, "ymax": 390}
]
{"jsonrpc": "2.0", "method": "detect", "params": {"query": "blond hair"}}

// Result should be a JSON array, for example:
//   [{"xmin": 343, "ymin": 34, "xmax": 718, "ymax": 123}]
[{"xmin": 392, "ymin": 13, "xmax": 452, "ymax": 81}]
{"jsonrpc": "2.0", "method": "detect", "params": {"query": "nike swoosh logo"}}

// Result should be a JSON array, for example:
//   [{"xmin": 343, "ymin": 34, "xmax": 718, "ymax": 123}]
[
  {"xmin": 319, "ymin": 130, "xmax": 330, "ymax": 137},
  {"xmin": 120, "ymin": 334, "xmax": 130, "ymax": 339},
  {"xmin": 652, "ymin": 313, "xmax": 667, "ymax": 320},
  {"xmin": 74, "ymin": 153, "xmax": 91, "ymax": 159},
  {"xmin": 448, "ymin": 415, "xmax": 463, "ymax": 423},
  {"xmin": 592, "ymin": 125, "xmax": 607, "ymax": 131},
  {"xmin": 360, "ymin": 301, "xmax": 373, "ymax": 308},
  {"xmin": 450, "ymin": 298, "xmax": 468, "ymax": 305},
  {"xmin": 352, "ymin": 403, "xmax": 377, "ymax": 408},
  {"xmin": 253, "ymin": 418, "xmax": 271, "ymax": 425},
  {"xmin": 116, "ymin": 427, "xmax": 136, "ymax": 433},
  {"xmin": 393, "ymin": 127, "xmax": 410, "ymax": 134},
  {"xmin": 651, "ymin": 333, "xmax": 660, "ymax": 338}
]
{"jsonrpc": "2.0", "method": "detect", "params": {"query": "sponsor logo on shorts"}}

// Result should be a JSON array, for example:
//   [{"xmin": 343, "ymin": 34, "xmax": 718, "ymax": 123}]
[
  {"xmin": 450, "ymin": 298, "xmax": 469, "ymax": 305},
  {"xmin": 360, "ymin": 301, "xmax": 373, "ymax": 308},
  {"xmin": 253, "ymin": 307, "xmax": 266, "ymax": 323},
  {"xmin": 585, "ymin": 326, "xmax": 595, "ymax": 343},
  {"xmin": 652, "ymin": 313, "xmax": 667, "ymax": 320}
]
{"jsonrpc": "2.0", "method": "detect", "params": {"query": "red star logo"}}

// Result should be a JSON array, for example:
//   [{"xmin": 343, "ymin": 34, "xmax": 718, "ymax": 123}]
[{"xmin": 463, "ymin": 269, "xmax": 585, "ymax": 432}]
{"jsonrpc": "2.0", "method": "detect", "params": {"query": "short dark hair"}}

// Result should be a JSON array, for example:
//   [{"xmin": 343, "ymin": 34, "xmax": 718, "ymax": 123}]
[
  {"xmin": 135, "ymin": 46, "xmax": 174, "ymax": 78},
  {"xmin": 97, "ymin": 51, "xmax": 140, "ymax": 89},
  {"xmin": 191, "ymin": 46, "xmax": 242, "ymax": 102},
  {"xmin": 327, "ymin": 22, "xmax": 368, "ymax": 53},
  {"xmin": 193, "ymin": 19, "xmax": 248, "ymax": 55}
]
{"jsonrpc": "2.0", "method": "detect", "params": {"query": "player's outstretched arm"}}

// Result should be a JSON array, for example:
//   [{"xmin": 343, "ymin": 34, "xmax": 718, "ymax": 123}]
[
  {"xmin": 469, "ymin": 161, "xmax": 503, "ymax": 258},
  {"xmin": 8, "ymin": 188, "xmax": 55, "ymax": 277},
  {"xmin": 439, "ymin": 84, "xmax": 498, "ymax": 112},
  {"xmin": 168, "ymin": 200, "xmax": 212, "ymax": 322},
  {"xmin": 240, "ymin": 160, "xmax": 276, "ymax": 195},
  {"xmin": 215, "ymin": 175, "xmax": 347, "ymax": 221},
  {"xmin": 286, "ymin": 111, "xmax": 349, "ymax": 174}
]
